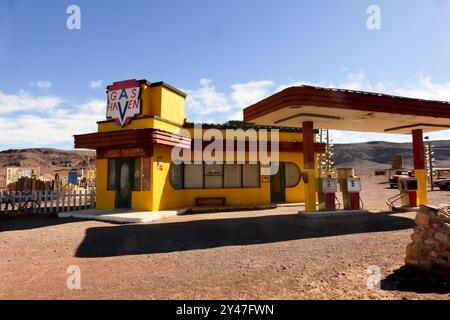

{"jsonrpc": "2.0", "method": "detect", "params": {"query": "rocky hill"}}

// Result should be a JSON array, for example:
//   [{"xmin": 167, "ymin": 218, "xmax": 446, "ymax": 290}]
[
  {"xmin": 333, "ymin": 140, "xmax": 450, "ymax": 170},
  {"xmin": 0, "ymin": 148, "xmax": 95, "ymax": 175},
  {"xmin": 0, "ymin": 140, "xmax": 448, "ymax": 176}
]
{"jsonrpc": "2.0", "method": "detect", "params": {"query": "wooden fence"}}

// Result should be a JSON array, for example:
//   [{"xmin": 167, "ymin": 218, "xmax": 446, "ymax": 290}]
[{"xmin": 0, "ymin": 190, "xmax": 95, "ymax": 215}]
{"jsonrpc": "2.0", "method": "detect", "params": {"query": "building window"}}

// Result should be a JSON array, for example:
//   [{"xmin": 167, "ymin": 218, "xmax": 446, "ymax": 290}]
[
  {"xmin": 107, "ymin": 159, "xmax": 116, "ymax": 191},
  {"xmin": 184, "ymin": 163, "xmax": 204, "ymax": 189},
  {"xmin": 142, "ymin": 157, "xmax": 151, "ymax": 191},
  {"xmin": 204, "ymin": 164, "xmax": 224, "ymax": 189},
  {"xmin": 224, "ymin": 164, "xmax": 242, "ymax": 188},
  {"xmin": 133, "ymin": 158, "xmax": 141, "ymax": 191},
  {"xmin": 242, "ymin": 164, "xmax": 260, "ymax": 188},
  {"xmin": 169, "ymin": 163, "xmax": 261, "ymax": 189},
  {"xmin": 169, "ymin": 163, "xmax": 183, "ymax": 189},
  {"xmin": 285, "ymin": 162, "xmax": 301, "ymax": 188}
]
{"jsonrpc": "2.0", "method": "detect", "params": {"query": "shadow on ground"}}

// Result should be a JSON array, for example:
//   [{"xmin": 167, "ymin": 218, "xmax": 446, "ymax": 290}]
[
  {"xmin": 0, "ymin": 215, "xmax": 79, "ymax": 232},
  {"xmin": 76, "ymin": 213, "xmax": 415, "ymax": 257},
  {"xmin": 382, "ymin": 266, "xmax": 450, "ymax": 294}
]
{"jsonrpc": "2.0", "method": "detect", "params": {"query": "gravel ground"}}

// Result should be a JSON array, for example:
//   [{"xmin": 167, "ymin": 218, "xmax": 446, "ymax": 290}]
[{"xmin": 0, "ymin": 175, "xmax": 449, "ymax": 300}]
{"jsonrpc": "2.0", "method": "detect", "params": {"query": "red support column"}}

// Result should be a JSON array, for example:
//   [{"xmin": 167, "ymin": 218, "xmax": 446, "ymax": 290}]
[
  {"xmin": 412, "ymin": 129, "xmax": 427, "ymax": 205},
  {"xmin": 303, "ymin": 121, "xmax": 316, "ymax": 212}
]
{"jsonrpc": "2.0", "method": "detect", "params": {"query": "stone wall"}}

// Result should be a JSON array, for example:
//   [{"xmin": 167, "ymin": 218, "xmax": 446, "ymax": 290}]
[{"xmin": 405, "ymin": 205, "xmax": 450, "ymax": 275}]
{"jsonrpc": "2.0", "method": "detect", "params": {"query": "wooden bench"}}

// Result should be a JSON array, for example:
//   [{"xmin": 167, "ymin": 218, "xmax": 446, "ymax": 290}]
[{"xmin": 195, "ymin": 197, "xmax": 226, "ymax": 207}]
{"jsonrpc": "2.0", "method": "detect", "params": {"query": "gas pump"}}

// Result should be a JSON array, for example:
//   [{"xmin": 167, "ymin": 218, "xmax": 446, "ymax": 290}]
[
  {"xmin": 317, "ymin": 177, "xmax": 338, "ymax": 211},
  {"xmin": 398, "ymin": 177, "xmax": 418, "ymax": 207},
  {"xmin": 386, "ymin": 176, "xmax": 418, "ymax": 211},
  {"xmin": 337, "ymin": 168, "xmax": 362, "ymax": 210}
]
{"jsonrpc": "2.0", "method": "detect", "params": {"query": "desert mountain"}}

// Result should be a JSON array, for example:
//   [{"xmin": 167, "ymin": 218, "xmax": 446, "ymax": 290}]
[
  {"xmin": 0, "ymin": 148, "xmax": 95, "ymax": 176},
  {"xmin": 0, "ymin": 140, "xmax": 448, "ymax": 176},
  {"xmin": 333, "ymin": 140, "xmax": 450, "ymax": 170}
]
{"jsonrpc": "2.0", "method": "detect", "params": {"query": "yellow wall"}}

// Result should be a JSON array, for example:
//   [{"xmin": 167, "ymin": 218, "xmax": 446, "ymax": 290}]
[
  {"xmin": 99, "ymin": 117, "xmax": 181, "ymax": 134},
  {"xmin": 148, "ymin": 144, "xmax": 306, "ymax": 211},
  {"xmin": 96, "ymin": 159, "xmax": 115, "ymax": 210},
  {"xmin": 94, "ymin": 79, "xmax": 310, "ymax": 211},
  {"xmin": 281, "ymin": 152, "xmax": 305, "ymax": 203},
  {"xmin": 160, "ymin": 87, "xmax": 186, "ymax": 125},
  {"xmin": 132, "ymin": 190, "xmax": 153, "ymax": 211},
  {"xmin": 98, "ymin": 83, "xmax": 185, "ymax": 134}
]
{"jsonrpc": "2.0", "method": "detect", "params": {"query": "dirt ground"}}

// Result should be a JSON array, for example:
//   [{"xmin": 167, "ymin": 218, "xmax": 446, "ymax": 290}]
[{"xmin": 1, "ymin": 175, "xmax": 449, "ymax": 300}]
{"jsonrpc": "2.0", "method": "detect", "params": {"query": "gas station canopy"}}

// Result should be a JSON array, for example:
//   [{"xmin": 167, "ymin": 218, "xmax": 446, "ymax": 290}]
[{"xmin": 243, "ymin": 85, "xmax": 450, "ymax": 134}]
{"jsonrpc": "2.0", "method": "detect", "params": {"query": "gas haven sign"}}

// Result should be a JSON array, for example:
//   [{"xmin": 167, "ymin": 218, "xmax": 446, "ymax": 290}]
[{"xmin": 106, "ymin": 79, "xmax": 142, "ymax": 127}]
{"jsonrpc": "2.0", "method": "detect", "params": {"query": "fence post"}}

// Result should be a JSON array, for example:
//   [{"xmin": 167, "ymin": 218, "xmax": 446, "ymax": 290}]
[
  {"xmin": 32, "ymin": 191, "xmax": 37, "ymax": 212},
  {"xmin": 78, "ymin": 190, "xmax": 82, "ymax": 211},
  {"xmin": 38, "ymin": 190, "xmax": 42, "ymax": 214},
  {"xmin": 72, "ymin": 190, "xmax": 76, "ymax": 211},
  {"xmin": 84, "ymin": 190, "xmax": 88, "ymax": 210},
  {"xmin": 67, "ymin": 191, "xmax": 71, "ymax": 212},
  {"xmin": 17, "ymin": 192, "xmax": 23, "ymax": 213},
  {"xmin": 44, "ymin": 190, "xmax": 48, "ymax": 214},
  {"xmin": 12, "ymin": 191, "xmax": 16, "ymax": 214},
  {"xmin": 62, "ymin": 191, "xmax": 66, "ymax": 212},
  {"xmin": 0, "ymin": 192, "xmax": 3, "ymax": 214},
  {"xmin": 50, "ymin": 191, "xmax": 56, "ymax": 213},
  {"xmin": 57, "ymin": 191, "xmax": 61, "ymax": 213},
  {"xmin": 91, "ymin": 190, "xmax": 95, "ymax": 209}
]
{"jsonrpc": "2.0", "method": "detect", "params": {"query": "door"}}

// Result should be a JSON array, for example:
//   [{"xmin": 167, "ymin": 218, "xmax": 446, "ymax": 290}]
[
  {"xmin": 116, "ymin": 158, "xmax": 133, "ymax": 209},
  {"xmin": 270, "ymin": 163, "xmax": 286, "ymax": 203}
]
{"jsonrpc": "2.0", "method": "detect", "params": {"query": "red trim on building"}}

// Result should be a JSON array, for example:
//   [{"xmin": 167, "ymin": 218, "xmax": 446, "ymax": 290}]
[
  {"xmin": 244, "ymin": 85, "xmax": 450, "ymax": 122},
  {"xmin": 412, "ymin": 129, "xmax": 425, "ymax": 170},
  {"xmin": 109, "ymin": 79, "xmax": 140, "ymax": 90},
  {"xmin": 74, "ymin": 129, "xmax": 191, "ymax": 150},
  {"xmin": 302, "ymin": 121, "xmax": 315, "ymax": 170},
  {"xmin": 189, "ymin": 139, "xmax": 325, "ymax": 153}
]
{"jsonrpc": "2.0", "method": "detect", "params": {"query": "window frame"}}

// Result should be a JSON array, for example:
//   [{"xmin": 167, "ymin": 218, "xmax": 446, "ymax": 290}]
[
  {"xmin": 183, "ymin": 163, "xmax": 205, "ymax": 189},
  {"xmin": 107, "ymin": 159, "xmax": 116, "ymax": 191},
  {"xmin": 168, "ymin": 163, "xmax": 261, "ymax": 190},
  {"xmin": 284, "ymin": 162, "xmax": 302, "ymax": 188},
  {"xmin": 169, "ymin": 163, "xmax": 184, "ymax": 190},
  {"xmin": 132, "ymin": 157, "xmax": 142, "ymax": 191},
  {"xmin": 203, "ymin": 163, "xmax": 225, "ymax": 189},
  {"xmin": 242, "ymin": 163, "xmax": 261, "ymax": 188}
]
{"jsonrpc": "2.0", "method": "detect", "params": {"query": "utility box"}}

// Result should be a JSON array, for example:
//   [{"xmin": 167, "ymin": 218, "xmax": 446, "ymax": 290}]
[
  {"xmin": 391, "ymin": 155, "xmax": 403, "ymax": 170},
  {"xmin": 317, "ymin": 177, "xmax": 338, "ymax": 211},
  {"xmin": 346, "ymin": 178, "xmax": 361, "ymax": 193},
  {"xmin": 398, "ymin": 177, "xmax": 418, "ymax": 207},
  {"xmin": 338, "ymin": 168, "xmax": 362, "ymax": 210}
]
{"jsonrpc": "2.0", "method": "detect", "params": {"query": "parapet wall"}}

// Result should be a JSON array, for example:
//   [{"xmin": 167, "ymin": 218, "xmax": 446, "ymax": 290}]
[{"xmin": 405, "ymin": 205, "xmax": 450, "ymax": 274}]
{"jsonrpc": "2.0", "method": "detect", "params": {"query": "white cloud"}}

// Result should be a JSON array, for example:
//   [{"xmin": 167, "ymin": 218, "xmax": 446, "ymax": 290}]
[
  {"xmin": 0, "ymin": 89, "xmax": 104, "ymax": 148},
  {"xmin": 29, "ymin": 81, "xmax": 53, "ymax": 90},
  {"xmin": 230, "ymin": 80, "xmax": 274, "ymax": 108},
  {"xmin": 389, "ymin": 74, "xmax": 450, "ymax": 101},
  {"xmin": 0, "ymin": 90, "xmax": 62, "ymax": 115},
  {"xmin": 90, "ymin": 80, "xmax": 104, "ymax": 90},
  {"xmin": 184, "ymin": 73, "xmax": 450, "ymax": 143},
  {"xmin": 1, "ymin": 71, "xmax": 449, "ymax": 150},
  {"xmin": 184, "ymin": 79, "xmax": 230, "ymax": 116},
  {"xmin": 184, "ymin": 79, "xmax": 275, "ymax": 122}
]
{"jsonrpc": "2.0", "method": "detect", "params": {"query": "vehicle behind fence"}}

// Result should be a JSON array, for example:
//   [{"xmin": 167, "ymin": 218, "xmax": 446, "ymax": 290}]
[{"xmin": 0, "ymin": 190, "xmax": 95, "ymax": 215}]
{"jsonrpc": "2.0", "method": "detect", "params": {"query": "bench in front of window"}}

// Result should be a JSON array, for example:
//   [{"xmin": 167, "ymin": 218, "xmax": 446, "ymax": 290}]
[{"xmin": 195, "ymin": 197, "xmax": 226, "ymax": 207}]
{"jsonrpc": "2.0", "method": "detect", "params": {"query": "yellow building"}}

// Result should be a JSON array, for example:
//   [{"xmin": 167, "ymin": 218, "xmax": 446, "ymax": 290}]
[{"xmin": 74, "ymin": 79, "xmax": 324, "ymax": 211}]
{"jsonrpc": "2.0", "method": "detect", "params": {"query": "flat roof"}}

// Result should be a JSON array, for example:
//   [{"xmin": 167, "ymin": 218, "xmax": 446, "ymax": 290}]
[
  {"xmin": 243, "ymin": 85, "xmax": 450, "ymax": 134},
  {"xmin": 106, "ymin": 79, "xmax": 187, "ymax": 98},
  {"xmin": 183, "ymin": 120, "xmax": 318, "ymax": 133}
]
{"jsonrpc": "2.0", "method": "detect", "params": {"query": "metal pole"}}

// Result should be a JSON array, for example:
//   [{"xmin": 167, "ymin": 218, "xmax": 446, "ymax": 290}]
[
  {"xmin": 318, "ymin": 129, "xmax": 323, "ymax": 178},
  {"xmin": 429, "ymin": 141, "xmax": 434, "ymax": 191}
]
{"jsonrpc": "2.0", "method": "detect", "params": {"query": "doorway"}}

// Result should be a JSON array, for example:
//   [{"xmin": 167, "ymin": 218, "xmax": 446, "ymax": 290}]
[
  {"xmin": 116, "ymin": 158, "xmax": 133, "ymax": 209},
  {"xmin": 270, "ymin": 163, "xmax": 286, "ymax": 203}
]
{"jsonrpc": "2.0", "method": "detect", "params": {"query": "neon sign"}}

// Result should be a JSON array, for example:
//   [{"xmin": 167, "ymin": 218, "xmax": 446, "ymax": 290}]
[{"xmin": 106, "ymin": 79, "xmax": 141, "ymax": 127}]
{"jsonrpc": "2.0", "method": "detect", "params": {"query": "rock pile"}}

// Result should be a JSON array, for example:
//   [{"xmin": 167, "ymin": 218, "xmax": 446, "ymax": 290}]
[{"xmin": 405, "ymin": 205, "xmax": 450, "ymax": 275}]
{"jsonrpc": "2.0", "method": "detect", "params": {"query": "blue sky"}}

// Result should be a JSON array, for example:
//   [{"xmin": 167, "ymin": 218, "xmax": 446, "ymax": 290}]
[{"xmin": 0, "ymin": 0, "xmax": 449, "ymax": 150}]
